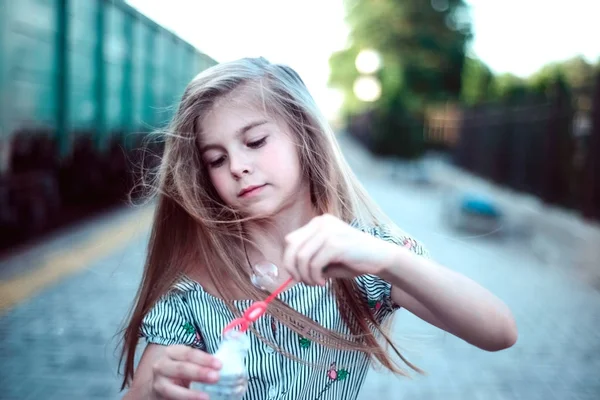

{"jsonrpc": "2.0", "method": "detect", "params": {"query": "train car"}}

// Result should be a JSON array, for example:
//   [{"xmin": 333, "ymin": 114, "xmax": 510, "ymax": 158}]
[{"xmin": 0, "ymin": 0, "xmax": 217, "ymax": 251}]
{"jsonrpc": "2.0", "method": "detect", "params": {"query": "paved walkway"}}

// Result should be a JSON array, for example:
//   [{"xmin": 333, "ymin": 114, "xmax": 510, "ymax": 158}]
[
  {"xmin": 338, "ymin": 132, "xmax": 600, "ymax": 288},
  {"xmin": 1, "ymin": 134, "xmax": 600, "ymax": 399}
]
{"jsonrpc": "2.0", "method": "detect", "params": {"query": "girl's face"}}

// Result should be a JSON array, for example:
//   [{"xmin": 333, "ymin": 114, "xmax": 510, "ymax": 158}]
[{"xmin": 199, "ymin": 92, "xmax": 308, "ymax": 217}]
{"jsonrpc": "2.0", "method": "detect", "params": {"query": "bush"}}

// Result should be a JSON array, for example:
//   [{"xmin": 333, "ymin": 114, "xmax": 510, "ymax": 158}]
[{"xmin": 370, "ymin": 93, "xmax": 426, "ymax": 159}]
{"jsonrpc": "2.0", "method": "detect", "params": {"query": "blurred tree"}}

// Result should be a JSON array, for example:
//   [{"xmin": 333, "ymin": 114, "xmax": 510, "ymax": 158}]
[
  {"xmin": 329, "ymin": 45, "xmax": 363, "ymax": 116},
  {"xmin": 458, "ymin": 56, "xmax": 598, "ymax": 107},
  {"xmin": 531, "ymin": 56, "xmax": 596, "ymax": 90},
  {"xmin": 345, "ymin": 0, "xmax": 472, "ymax": 102},
  {"xmin": 371, "ymin": 91, "xmax": 425, "ymax": 158},
  {"xmin": 528, "ymin": 56, "xmax": 596, "ymax": 110},
  {"xmin": 329, "ymin": 0, "xmax": 472, "ymax": 158},
  {"xmin": 460, "ymin": 56, "xmax": 494, "ymax": 105},
  {"xmin": 491, "ymin": 73, "xmax": 529, "ymax": 103},
  {"xmin": 559, "ymin": 56, "xmax": 596, "ymax": 89}
]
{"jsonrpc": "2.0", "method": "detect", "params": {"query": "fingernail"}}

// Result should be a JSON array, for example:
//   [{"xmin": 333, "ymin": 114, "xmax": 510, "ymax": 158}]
[
  {"xmin": 208, "ymin": 371, "xmax": 219, "ymax": 381},
  {"xmin": 212, "ymin": 358, "xmax": 222, "ymax": 369}
]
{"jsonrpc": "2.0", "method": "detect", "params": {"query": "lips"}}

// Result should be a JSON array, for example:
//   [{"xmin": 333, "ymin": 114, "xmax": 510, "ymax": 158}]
[{"xmin": 238, "ymin": 184, "xmax": 266, "ymax": 197}]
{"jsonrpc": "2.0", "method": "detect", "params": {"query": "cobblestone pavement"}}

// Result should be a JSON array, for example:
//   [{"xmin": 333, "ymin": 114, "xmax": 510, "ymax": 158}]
[
  {"xmin": 2, "ymin": 136, "xmax": 600, "ymax": 399},
  {"xmin": 0, "ymin": 216, "xmax": 151, "ymax": 400},
  {"xmin": 355, "ymin": 177, "xmax": 600, "ymax": 400}
]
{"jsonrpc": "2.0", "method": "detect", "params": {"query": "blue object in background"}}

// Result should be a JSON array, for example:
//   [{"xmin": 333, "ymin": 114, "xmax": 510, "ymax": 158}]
[{"xmin": 459, "ymin": 193, "xmax": 502, "ymax": 218}]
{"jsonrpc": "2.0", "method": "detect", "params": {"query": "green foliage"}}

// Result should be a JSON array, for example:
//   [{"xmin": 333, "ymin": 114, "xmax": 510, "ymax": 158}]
[
  {"xmin": 329, "ymin": 0, "xmax": 472, "ymax": 158},
  {"xmin": 460, "ymin": 55, "xmax": 600, "ymax": 106},
  {"xmin": 531, "ymin": 56, "xmax": 596, "ymax": 90},
  {"xmin": 460, "ymin": 56, "xmax": 494, "ymax": 105},
  {"xmin": 328, "ymin": 45, "xmax": 363, "ymax": 117},
  {"xmin": 492, "ymin": 73, "xmax": 530, "ymax": 103},
  {"xmin": 371, "ymin": 92, "xmax": 425, "ymax": 159},
  {"xmin": 340, "ymin": 0, "xmax": 471, "ymax": 104},
  {"xmin": 330, "ymin": 0, "xmax": 599, "ymax": 161}
]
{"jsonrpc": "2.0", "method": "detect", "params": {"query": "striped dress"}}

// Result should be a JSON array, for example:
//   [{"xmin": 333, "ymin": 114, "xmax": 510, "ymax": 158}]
[{"xmin": 140, "ymin": 225, "xmax": 429, "ymax": 400}]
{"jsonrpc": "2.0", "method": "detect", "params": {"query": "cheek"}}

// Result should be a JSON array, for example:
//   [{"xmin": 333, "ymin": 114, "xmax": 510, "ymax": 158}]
[
  {"xmin": 266, "ymin": 148, "xmax": 303, "ymax": 182},
  {"xmin": 261, "ymin": 151, "xmax": 288, "ymax": 171},
  {"xmin": 208, "ymin": 170, "xmax": 231, "ymax": 196}
]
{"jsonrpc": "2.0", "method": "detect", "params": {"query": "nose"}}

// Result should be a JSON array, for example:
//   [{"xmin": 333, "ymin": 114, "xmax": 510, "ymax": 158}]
[{"xmin": 229, "ymin": 153, "xmax": 253, "ymax": 179}]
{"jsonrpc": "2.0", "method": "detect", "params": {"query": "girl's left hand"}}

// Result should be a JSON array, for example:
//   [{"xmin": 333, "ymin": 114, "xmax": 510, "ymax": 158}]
[{"xmin": 282, "ymin": 214, "xmax": 396, "ymax": 286}]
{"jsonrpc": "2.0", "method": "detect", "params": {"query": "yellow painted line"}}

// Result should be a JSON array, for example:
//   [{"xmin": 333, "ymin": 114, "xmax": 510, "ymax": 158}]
[{"xmin": 0, "ymin": 206, "xmax": 154, "ymax": 315}]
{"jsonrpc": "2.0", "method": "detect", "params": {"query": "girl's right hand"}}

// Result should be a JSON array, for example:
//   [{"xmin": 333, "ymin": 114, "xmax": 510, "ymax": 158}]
[{"xmin": 151, "ymin": 344, "xmax": 222, "ymax": 400}]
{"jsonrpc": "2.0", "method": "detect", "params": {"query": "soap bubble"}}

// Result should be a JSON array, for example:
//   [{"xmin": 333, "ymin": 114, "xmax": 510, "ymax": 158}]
[{"xmin": 250, "ymin": 261, "xmax": 280, "ymax": 291}]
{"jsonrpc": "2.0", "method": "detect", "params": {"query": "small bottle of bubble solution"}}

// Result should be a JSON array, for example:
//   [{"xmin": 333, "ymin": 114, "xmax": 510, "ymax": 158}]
[{"xmin": 190, "ymin": 330, "xmax": 251, "ymax": 400}]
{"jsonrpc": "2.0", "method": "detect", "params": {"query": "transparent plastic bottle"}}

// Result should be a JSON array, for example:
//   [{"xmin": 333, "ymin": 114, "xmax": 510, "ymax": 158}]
[{"xmin": 190, "ymin": 330, "xmax": 251, "ymax": 400}]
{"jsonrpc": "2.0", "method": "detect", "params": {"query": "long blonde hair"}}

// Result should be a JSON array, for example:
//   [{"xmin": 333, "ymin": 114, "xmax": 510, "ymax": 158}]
[{"xmin": 118, "ymin": 57, "xmax": 420, "ymax": 389}]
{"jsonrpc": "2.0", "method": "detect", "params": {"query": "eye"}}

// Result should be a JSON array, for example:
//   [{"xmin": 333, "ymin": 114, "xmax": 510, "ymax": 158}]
[
  {"xmin": 208, "ymin": 156, "xmax": 226, "ymax": 168},
  {"xmin": 247, "ymin": 137, "xmax": 267, "ymax": 149}
]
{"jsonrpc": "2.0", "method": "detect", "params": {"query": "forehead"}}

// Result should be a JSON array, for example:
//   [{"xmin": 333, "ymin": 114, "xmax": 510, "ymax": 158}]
[{"xmin": 199, "ymin": 90, "xmax": 270, "ymax": 143}]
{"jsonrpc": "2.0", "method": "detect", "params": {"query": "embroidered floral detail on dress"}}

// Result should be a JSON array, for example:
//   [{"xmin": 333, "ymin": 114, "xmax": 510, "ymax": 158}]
[
  {"xmin": 399, "ymin": 235, "xmax": 428, "ymax": 256},
  {"xmin": 193, "ymin": 331, "xmax": 203, "ymax": 347},
  {"xmin": 315, "ymin": 362, "xmax": 350, "ymax": 399},
  {"xmin": 182, "ymin": 322, "xmax": 203, "ymax": 348},
  {"xmin": 182, "ymin": 322, "xmax": 195, "ymax": 334},
  {"xmin": 299, "ymin": 336, "xmax": 311, "ymax": 349},
  {"xmin": 368, "ymin": 298, "xmax": 382, "ymax": 312},
  {"xmin": 401, "ymin": 236, "xmax": 416, "ymax": 249}
]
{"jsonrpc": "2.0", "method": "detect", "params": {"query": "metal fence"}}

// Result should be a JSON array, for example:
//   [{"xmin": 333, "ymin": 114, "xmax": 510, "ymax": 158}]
[{"xmin": 451, "ymin": 74, "xmax": 600, "ymax": 221}]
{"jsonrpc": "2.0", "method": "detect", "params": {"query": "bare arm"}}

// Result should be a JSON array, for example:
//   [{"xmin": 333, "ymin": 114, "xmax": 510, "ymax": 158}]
[
  {"xmin": 382, "ymin": 247, "xmax": 518, "ymax": 352},
  {"xmin": 277, "ymin": 214, "xmax": 517, "ymax": 351}
]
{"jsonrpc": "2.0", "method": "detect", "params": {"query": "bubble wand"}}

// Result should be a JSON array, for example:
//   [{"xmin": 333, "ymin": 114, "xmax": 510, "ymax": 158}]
[
  {"xmin": 222, "ymin": 275, "xmax": 294, "ymax": 335},
  {"xmin": 221, "ymin": 261, "xmax": 345, "ymax": 336}
]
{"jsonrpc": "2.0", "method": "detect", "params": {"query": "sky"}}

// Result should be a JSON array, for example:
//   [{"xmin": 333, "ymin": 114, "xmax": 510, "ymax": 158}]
[{"xmin": 125, "ymin": 0, "xmax": 600, "ymax": 120}]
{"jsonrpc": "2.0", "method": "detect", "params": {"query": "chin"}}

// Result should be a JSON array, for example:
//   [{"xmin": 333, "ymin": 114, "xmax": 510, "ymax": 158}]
[{"xmin": 240, "ymin": 203, "xmax": 280, "ymax": 219}]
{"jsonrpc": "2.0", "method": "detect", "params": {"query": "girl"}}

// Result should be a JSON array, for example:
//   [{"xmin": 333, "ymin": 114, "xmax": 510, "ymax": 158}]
[{"xmin": 119, "ymin": 57, "xmax": 517, "ymax": 400}]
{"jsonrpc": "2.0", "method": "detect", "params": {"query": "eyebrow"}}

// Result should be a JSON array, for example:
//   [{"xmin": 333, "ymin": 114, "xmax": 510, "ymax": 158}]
[{"xmin": 200, "ymin": 119, "xmax": 269, "ymax": 153}]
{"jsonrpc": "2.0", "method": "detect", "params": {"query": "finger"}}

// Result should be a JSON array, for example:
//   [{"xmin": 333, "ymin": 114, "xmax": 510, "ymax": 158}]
[
  {"xmin": 153, "ymin": 377, "xmax": 209, "ymax": 400},
  {"xmin": 283, "ymin": 228, "xmax": 316, "ymax": 282},
  {"xmin": 323, "ymin": 263, "xmax": 355, "ymax": 279},
  {"xmin": 284, "ymin": 216, "xmax": 331, "ymax": 281},
  {"xmin": 166, "ymin": 345, "xmax": 222, "ymax": 369},
  {"xmin": 282, "ymin": 243, "xmax": 300, "ymax": 283},
  {"xmin": 295, "ymin": 233, "xmax": 326, "ymax": 286},
  {"xmin": 307, "ymin": 244, "xmax": 334, "ymax": 286},
  {"xmin": 155, "ymin": 359, "xmax": 221, "ymax": 383}
]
